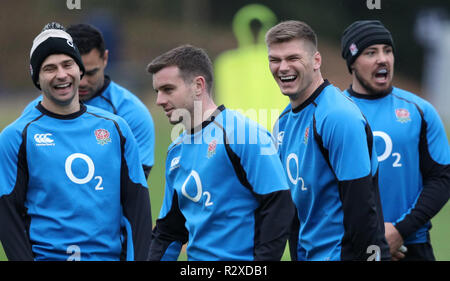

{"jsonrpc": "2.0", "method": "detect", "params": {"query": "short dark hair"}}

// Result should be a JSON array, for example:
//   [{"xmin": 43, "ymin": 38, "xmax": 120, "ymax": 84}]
[
  {"xmin": 265, "ymin": 20, "xmax": 318, "ymax": 51},
  {"xmin": 147, "ymin": 44, "xmax": 214, "ymax": 94},
  {"xmin": 66, "ymin": 24, "xmax": 106, "ymax": 57}
]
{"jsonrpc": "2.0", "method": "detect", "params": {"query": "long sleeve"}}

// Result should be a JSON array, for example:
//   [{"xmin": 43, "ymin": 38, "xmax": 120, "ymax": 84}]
[
  {"xmin": 253, "ymin": 190, "xmax": 295, "ymax": 261},
  {"xmin": 119, "ymin": 118, "xmax": 153, "ymax": 261},
  {"xmin": 0, "ymin": 191, "xmax": 34, "ymax": 261},
  {"xmin": 338, "ymin": 175, "xmax": 389, "ymax": 260},
  {"xmin": 0, "ymin": 127, "xmax": 34, "ymax": 261},
  {"xmin": 225, "ymin": 122, "xmax": 294, "ymax": 261},
  {"xmin": 394, "ymin": 103, "xmax": 450, "ymax": 238},
  {"xmin": 288, "ymin": 207, "xmax": 300, "ymax": 261},
  {"xmin": 148, "ymin": 192, "xmax": 188, "ymax": 261},
  {"xmin": 318, "ymin": 106, "xmax": 390, "ymax": 261}
]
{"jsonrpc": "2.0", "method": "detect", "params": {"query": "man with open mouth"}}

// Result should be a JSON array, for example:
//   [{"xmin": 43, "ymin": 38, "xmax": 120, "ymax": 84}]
[
  {"xmin": 0, "ymin": 22, "xmax": 152, "ymax": 261},
  {"xmin": 341, "ymin": 20, "xmax": 450, "ymax": 261},
  {"xmin": 23, "ymin": 23, "xmax": 155, "ymax": 180},
  {"xmin": 266, "ymin": 20, "xmax": 390, "ymax": 261}
]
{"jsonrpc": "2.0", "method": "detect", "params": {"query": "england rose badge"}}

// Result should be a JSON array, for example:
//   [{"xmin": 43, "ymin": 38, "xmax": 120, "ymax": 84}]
[
  {"xmin": 395, "ymin": 108, "xmax": 411, "ymax": 123},
  {"xmin": 94, "ymin": 129, "xmax": 112, "ymax": 145}
]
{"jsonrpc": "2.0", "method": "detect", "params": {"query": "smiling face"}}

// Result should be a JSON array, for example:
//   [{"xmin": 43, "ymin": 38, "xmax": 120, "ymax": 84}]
[
  {"xmin": 351, "ymin": 44, "xmax": 394, "ymax": 95},
  {"xmin": 268, "ymin": 39, "xmax": 322, "ymax": 106},
  {"xmin": 38, "ymin": 53, "xmax": 81, "ymax": 113}
]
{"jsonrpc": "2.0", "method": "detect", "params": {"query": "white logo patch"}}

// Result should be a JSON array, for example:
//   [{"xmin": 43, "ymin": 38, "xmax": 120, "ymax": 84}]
[
  {"xmin": 277, "ymin": 131, "xmax": 285, "ymax": 146},
  {"xmin": 170, "ymin": 156, "xmax": 181, "ymax": 171},
  {"xmin": 67, "ymin": 39, "xmax": 74, "ymax": 48},
  {"xmin": 34, "ymin": 133, "xmax": 55, "ymax": 146}
]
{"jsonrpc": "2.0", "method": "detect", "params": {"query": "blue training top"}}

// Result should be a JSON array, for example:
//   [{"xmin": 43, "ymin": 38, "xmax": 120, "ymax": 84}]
[
  {"xmin": 0, "ymin": 103, "xmax": 152, "ymax": 261},
  {"xmin": 148, "ymin": 105, "xmax": 295, "ymax": 261},
  {"xmin": 275, "ymin": 80, "xmax": 390, "ymax": 261},
  {"xmin": 22, "ymin": 76, "xmax": 155, "ymax": 178},
  {"xmin": 344, "ymin": 86, "xmax": 450, "ymax": 245}
]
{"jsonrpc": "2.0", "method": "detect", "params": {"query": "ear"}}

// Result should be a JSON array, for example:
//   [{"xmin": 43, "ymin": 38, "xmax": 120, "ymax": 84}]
[
  {"xmin": 192, "ymin": 75, "xmax": 206, "ymax": 96},
  {"xmin": 313, "ymin": 51, "xmax": 322, "ymax": 70},
  {"xmin": 103, "ymin": 49, "xmax": 109, "ymax": 67}
]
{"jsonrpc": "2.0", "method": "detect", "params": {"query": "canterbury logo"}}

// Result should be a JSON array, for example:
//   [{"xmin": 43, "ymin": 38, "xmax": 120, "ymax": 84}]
[
  {"xmin": 170, "ymin": 156, "xmax": 181, "ymax": 171},
  {"xmin": 34, "ymin": 133, "xmax": 55, "ymax": 146}
]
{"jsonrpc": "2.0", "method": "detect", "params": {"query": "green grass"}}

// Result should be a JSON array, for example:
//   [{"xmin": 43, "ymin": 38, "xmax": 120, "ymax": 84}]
[
  {"xmin": 0, "ymin": 100, "xmax": 449, "ymax": 261},
  {"xmin": 430, "ymin": 202, "xmax": 450, "ymax": 260}
]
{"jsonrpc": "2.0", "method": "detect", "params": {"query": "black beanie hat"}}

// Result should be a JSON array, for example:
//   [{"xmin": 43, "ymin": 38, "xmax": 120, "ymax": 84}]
[
  {"xmin": 30, "ymin": 22, "xmax": 85, "ymax": 90},
  {"xmin": 341, "ymin": 20, "xmax": 394, "ymax": 73}
]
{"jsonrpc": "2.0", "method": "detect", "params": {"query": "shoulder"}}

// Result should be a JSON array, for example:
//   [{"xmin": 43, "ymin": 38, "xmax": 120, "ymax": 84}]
[
  {"xmin": 22, "ymin": 95, "xmax": 43, "ymax": 114},
  {"xmin": 222, "ymin": 108, "xmax": 271, "ymax": 136},
  {"xmin": 279, "ymin": 103, "xmax": 292, "ymax": 119},
  {"xmin": 106, "ymin": 81, "xmax": 153, "ymax": 119},
  {"xmin": 2, "ymin": 107, "xmax": 44, "ymax": 136},
  {"xmin": 391, "ymin": 87, "xmax": 439, "ymax": 119},
  {"xmin": 85, "ymin": 104, "xmax": 120, "ymax": 120},
  {"xmin": 108, "ymin": 81, "xmax": 148, "ymax": 108},
  {"xmin": 0, "ymin": 109, "xmax": 43, "ymax": 152},
  {"xmin": 84, "ymin": 104, "xmax": 130, "ymax": 131},
  {"xmin": 316, "ymin": 85, "xmax": 364, "ymax": 125}
]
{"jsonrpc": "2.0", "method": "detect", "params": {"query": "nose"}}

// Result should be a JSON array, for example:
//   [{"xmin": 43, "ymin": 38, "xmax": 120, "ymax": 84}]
[
  {"xmin": 156, "ymin": 92, "xmax": 167, "ymax": 107},
  {"xmin": 55, "ymin": 66, "xmax": 68, "ymax": 80},
  {"xmin": 79, "ymin": 75, "xmax": 88, "ymax": 88},
  {"xmin": 279, "ymin": 59, "xmax": 290, "ymax": 73},
  {"xmin": 376, "ymin": 52, "xmax": 388, "ymax": 64}
]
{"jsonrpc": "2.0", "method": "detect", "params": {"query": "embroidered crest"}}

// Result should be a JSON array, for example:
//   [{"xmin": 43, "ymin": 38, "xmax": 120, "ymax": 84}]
[
  {"xmin": 303, "ymin": 127, "xmax": 310, "ymax": 144},
  {"xmin": 207, "ymin": 139, "xmax": 217, "ymax": 159},
  {"xmin": 395, "ymin": 108, "xmax": 411, "ymax": 123},
  {"xmin": 94, "ymin": 129, "xmax": 111, "ymax": 145},
  {"xmin": 349, "ymin": 43, "xmax": 358, "ymax": 56}
]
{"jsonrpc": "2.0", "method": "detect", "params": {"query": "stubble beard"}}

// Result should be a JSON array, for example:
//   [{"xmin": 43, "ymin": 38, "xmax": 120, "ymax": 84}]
[{"xmin": 354, "ymin": 68, "xmax": 393, "ymax": 96}]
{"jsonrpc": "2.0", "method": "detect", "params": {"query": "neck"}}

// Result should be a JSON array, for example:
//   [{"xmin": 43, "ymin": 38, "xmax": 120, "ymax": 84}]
[
  {"xmin": 351, "ymin": 78, "xmax": 369, "ymax": 95},
  {"xmin": 290, "ymin": 74, "xmax": 324, "ymax": 109},
  {"xmin": 186, "ymin": 96, "xmax": 217, "ymax": 133},
  {"xmin": 40, "ymin": 96, "xmax": 80, "ymax": 115}
]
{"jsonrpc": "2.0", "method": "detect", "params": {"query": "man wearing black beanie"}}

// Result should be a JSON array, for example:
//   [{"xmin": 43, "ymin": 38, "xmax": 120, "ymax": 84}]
[
  {"xmin": 24, "ymin": 23, "xmax": 155, "ymax": 181},
  {"xmin": 341, "ymin": 20, "xmax": 450, "ymax": 261},
  {"xmin": 30, "ymin": 22, "xmax": 85, "ymax": 91},
  {"xmin": 0, "ymin": 22, "xmax": 153, "ymax": 261}
]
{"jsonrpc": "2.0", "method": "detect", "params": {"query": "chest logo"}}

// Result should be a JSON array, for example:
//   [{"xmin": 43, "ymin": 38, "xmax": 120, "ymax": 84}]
[
  {"xmin": 34, "ymin": 133, "xmax": 55, "ymax": 146},
  {"xmin": 207, "ymin": 139, "xmax": 217, "ymax": 159},
  {"xmin": 277, "ymin": 131, "xmax": 285, "ymax": 146},
  {"xmin": 395, "ymin": 108, "xmax": 411, "ymax": 123},
  {"xmin": 170, "ymin": 156, "xmax": 181, "ymax": 171},
  {"xmin": 94, "ymin": 129, "xmax": 111, "ymax": 145},
  {"xmin": 303, "ymin": 127, "xmax": 310, "ymax": 144}
]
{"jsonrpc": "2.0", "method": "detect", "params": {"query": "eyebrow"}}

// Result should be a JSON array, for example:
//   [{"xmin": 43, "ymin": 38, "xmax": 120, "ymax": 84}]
[
  {"xmin": 85, "ymin": 67, "xmax": 100, "ymax": 75},
  {"xmin": 154, "ymin": 83, "xmax": 175, "ymax": 92},
  {"xmin": 41, "ymin": 59, "xmax": 74, "ymax": 69}
]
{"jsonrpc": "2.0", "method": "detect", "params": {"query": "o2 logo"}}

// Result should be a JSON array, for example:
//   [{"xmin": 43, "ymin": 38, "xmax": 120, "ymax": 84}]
[
  {"xmin": 286, "ymin": 153, "xmax": 307, "ymax": 191},
  {"xmin": 373, "ymin": 131, "xmax": 402, "ymax": 167},
  {"xmin": 65, "ymin": 153, "xmax": 104, "ymax": 190},
  {"xmin": 181, "ymin": 170, "xmax": 213, "ymax": 207}
]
